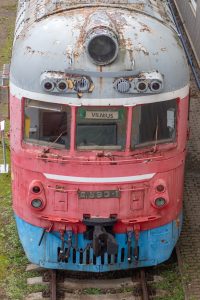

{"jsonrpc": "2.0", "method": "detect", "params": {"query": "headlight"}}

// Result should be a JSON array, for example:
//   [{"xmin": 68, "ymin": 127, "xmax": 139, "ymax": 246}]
[
  {"xmin": 155, "ymin": 197, "xmax": 166, "ymax": 208},
  {"xmin": 31, "ymin": 199, "xmax": 43, "ymax": 209},
  {"xmin": 86, "ymin": 28, "xmax": 118, "ymax": 66}
]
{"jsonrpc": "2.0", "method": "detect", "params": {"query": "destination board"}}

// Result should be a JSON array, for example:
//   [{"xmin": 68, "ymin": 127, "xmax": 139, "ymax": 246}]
[{"xmin": 85, "ymin": 111, "xmax": 119, "ymax": 120}]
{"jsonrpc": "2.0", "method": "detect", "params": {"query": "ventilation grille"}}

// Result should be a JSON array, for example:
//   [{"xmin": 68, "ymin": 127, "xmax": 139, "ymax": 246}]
[{"xmin": 57, "ymin": 246, "xmax": 130, "ymax": 265}]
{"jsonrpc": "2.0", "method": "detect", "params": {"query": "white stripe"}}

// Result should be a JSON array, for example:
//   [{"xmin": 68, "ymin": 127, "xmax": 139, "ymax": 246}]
[
  {"xmin": 10, "ymin": 82, "xmax": 189, "ymax": 106},
  {"xmin": 43, "ymin": 173, "xmax": 155, "ymax": 183}
]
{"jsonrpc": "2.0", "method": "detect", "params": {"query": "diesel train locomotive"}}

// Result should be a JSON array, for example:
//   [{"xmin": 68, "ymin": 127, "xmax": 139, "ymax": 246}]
[{"xmin": 10, "ymin": 0, "xmax": 190, "ymax": 272}]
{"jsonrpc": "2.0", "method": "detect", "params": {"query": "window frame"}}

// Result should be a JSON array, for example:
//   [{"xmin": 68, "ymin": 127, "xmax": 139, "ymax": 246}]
[
  {"xmin": 21, "ymin": 99, "xmax": 179, "ymax": 155},
  {"xmin": 75, "ymin": 106, "xmax": 128, "ymax": 151},
  {"xmin": 22, "ymin": 98, "xmax": 71, "ymax": 150},
  {"xmin": 130, "ymin": 99, "xmax": 178, "ymax": 151}
]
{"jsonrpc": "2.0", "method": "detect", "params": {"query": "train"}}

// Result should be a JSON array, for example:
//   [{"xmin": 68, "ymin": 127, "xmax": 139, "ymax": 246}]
[{"xmin": 9, "ymin": 0, "xmax": 190, "ymax": 272}]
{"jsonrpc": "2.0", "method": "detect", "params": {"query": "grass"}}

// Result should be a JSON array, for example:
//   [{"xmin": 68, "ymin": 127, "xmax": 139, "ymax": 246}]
[
  {"xmin": 152, "ymin": 256, "xmax": 184, "ymax": 300},
  {"xmin": 0, "ymin": 3, "xmax": 45, "ymax": 299},
  {"xmin": 0, "ymin": 16, "xmax": 14, "ymax": 68},
  {"xmin": 0, "ymin": 143, "xmax": 47, "ymax": 299}
]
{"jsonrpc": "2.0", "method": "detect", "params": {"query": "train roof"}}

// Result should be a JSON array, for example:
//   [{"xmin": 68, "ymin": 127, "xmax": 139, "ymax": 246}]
[
  {"xmin": 10, "ymin": 0, "xmax": 189, "ymax": 106},
  {"xmin": 15, "ymin": 0, "xmax": 174, "ymax": 39}
]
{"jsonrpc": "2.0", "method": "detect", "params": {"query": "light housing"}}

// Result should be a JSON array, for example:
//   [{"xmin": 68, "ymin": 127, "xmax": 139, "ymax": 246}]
[
  {"xmin": 86, "ymin": 28, "xmax": 119, "ymax": 66},
  {"xmin": 29, "ymin": 180, "xmax": 46, "ymax": 211}
]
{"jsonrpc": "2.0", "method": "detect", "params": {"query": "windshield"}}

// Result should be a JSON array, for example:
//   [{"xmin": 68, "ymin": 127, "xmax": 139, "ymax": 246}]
[
  {"xmin": 76, "ymin": 107, "xmax": 127, "ymax": 150},
  {"xmin": 23, "ymin": 99, "xmax": 177, "ymax": 152},
  {"xmin": 24, "ymin": 99, "xmax": 71, "ymax": 149},
  {"xmin": 131, "ymin": 99, "xmax": 177, "ymax": 149}
]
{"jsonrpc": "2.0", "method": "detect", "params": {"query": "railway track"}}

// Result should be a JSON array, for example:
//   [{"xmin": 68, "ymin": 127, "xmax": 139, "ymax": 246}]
[
  {"xmin": 48, "ymin": 269, "xmax": 151, "ymax": 300},
  {"xmin": 26, "ymin": 265, "xmax": 164, "ymax": 300}
]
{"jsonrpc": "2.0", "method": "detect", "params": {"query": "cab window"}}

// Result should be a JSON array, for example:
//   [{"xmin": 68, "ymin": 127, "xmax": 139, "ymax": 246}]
[
  {"xmin": 131, "ymin": 99, "xmax": 177, "ymax": 149},
  {"xmin": 76, "ymin": 107, "xmax": 127, "ymax": 150},
  {"xmin": 24, "ymin": 99, "xmax": 71, "ymax": 149}
]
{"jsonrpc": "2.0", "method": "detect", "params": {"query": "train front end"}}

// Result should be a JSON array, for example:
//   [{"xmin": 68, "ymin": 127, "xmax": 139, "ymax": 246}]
[{"xmin": 10, "ymin": 1, "xmax": 189, "ymax": 272}]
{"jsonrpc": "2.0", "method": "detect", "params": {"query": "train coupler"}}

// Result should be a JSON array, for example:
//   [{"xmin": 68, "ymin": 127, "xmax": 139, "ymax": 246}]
[
  {"xmin": 83, "ymin": 217, "xmax": 118, "ymax": 257},
  {"xmin": 93, "ymin": 225, "xmax": 118, "ymax": 257}
]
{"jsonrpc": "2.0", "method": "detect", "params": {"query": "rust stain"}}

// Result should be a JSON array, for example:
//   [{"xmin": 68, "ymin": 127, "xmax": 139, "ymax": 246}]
[
  {"xmin": 134, "ymin": 43, "xmax": 149, "ymax": 56},
  {"xmin": 139, "ymin": 24, "xmax": 151, "ymax": 33},
  {"xmin": 25, "ymin": 46, "xmax": 46, "ymax": 56}
]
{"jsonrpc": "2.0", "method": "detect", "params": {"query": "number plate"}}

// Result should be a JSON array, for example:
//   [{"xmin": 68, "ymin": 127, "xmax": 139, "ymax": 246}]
[{"xmin": 78, "ymin": 190, "xmax": 120, "ymax": 199}]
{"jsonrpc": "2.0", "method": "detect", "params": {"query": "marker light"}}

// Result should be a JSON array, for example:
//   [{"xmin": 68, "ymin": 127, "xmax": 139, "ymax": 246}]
[
  {"xmin": 44, "ymin": 81, "xmax": 54, "ymax": 91},
  {"xmin": 32, "ymin": 186, "xmax": 41, "ymax": 194},
  {"xmin": 150, "ymin": 80, "xmax": 163, "ymax": 92},
  {"xmin": 136, "ymin": 81, "xmax": 148, "ymax": 92},
  {"xmin": 155, "ymin": 197, "xmax": 166, "ymax": 208},
  {"xmin": 57, "ymin": 80, "xmax": 68, "ymax": 92},
  {"xmin": 156, "ymin": 184, "xmax": 165, "ymax": 193},
  {"xmin": 31, "ymin": 199, "xmax": 43, "ymax": 209}
]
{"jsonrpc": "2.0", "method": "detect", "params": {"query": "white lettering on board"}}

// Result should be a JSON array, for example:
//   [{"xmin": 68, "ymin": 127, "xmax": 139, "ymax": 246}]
[{"xmin": 85, "ymin": 111, "xmax": 119, "ymax": 120}]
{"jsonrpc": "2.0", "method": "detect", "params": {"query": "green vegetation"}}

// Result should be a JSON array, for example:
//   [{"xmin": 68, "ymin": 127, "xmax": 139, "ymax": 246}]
[
  {"xmin": 0, "ymin": 4, "xmax": 44, "ymax": 299},
  {"xmin": 152, "ymin": 259, "xmax": 184, "ymax": 300},
  {"xmin": 83, "ymin": 288, "xmax": 102, "ymax": 295},
  {"xmin": 0, "ymin": 141, "xmax": 46, "ymax": 299},
  {"xmin": 0, "ymin": 18, "xmax": 14, "ymax": 67}
]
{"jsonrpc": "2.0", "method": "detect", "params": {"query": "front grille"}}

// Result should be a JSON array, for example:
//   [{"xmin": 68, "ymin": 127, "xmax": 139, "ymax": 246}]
[{"xmin": 57, "ymin": 247, "xmax": 128, "ymax": 265}]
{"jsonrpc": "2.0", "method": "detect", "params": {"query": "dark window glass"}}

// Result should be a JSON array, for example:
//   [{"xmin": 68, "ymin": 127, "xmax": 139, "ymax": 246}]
[
  {"xmin": 24, "ymin": 99, "xmax": 70, "ymax": 149},
  {"xmin": 76, "ymin": 107, "xmax": 127, "ymax": 150},
  {"xmin": 131, "ymin": 99, "xmax": 177, "ymax": 149}
]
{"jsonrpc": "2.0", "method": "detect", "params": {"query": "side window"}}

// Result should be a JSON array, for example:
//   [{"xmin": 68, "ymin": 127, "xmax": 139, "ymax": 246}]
[
  {"xmin": 131, "ymin": 99, "xmax": 177, "ymax": 149},
  {"xmin": 24, "ymin": 99, "xmax": 71, "ymax": 149}
]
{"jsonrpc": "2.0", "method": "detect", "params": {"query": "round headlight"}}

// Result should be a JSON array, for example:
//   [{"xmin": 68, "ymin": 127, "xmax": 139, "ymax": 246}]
[
  {"xmin": 136, "ymin": 81, "xmax": 148, "ymax": 93},
  {"xmin": 57, "ymin": 80, "xmax": 68, "ymax": 92},
  {"xmin": 155, "ymin": 197, "xmax": 166, "ymax": 208},
  {"xmin": 150, "ymin": 80, "xmax": 162, "ymax": 92},
  {"xmin": 43, "ymin": 81, "xmax": 55, "ymax": 92},
  {"xmin": 87, "ymin": 29, "xmax": 118, "ymax": 65},
  {"xmin": 31, "ymin": 199, "xmax": 43, "ymax": 209}
]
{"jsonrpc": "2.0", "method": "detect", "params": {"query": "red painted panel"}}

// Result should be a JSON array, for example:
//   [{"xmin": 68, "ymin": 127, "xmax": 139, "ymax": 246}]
[{"xmin": 10, "ymin": 94, "xmax": 189, "ymax": 235}]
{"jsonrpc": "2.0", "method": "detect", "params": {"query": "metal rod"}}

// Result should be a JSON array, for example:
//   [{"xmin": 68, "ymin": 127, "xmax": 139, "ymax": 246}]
[
  {"xmin": 50, "ymin": 270, "xmax": 57, "ymax": 300},
  {"xmin": 140, "ymin": 269, "xmax": 149, "ymax": 300},
  {"xmin": 167, "ymin": 0, "xmax": 200, "ymax": 90},
  {"xmin": 1, "ymin": 129, "xmax": 7, "ymax": 173}
]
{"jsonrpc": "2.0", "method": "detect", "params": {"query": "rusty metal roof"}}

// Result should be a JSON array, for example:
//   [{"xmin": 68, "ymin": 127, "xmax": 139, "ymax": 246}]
[
  {"xmin": 15, "ymin": 0, "xmax": 174, "ymax": 39},
  {"xmin": 11, "ymin": 0, "xmax": 189, "ymax": 101}
]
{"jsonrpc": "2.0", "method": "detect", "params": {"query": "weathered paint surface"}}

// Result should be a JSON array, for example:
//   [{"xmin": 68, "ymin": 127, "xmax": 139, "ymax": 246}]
[
  {"xmin": 10, "ymin": 0, "xmax": 189, "ymax": 102},
  {"xmin": 10, "ymin": 0, "xmax": 190, "ymax": 271},
  {"xmin": 15, "ymin": 213, "xmax": 182, "ymax": 271}
]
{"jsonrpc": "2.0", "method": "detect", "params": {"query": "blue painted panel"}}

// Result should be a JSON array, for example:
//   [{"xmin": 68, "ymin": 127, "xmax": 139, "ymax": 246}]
[{"xmin": 15, "ymin": 214, "xmax": 182, "ymax": 272}]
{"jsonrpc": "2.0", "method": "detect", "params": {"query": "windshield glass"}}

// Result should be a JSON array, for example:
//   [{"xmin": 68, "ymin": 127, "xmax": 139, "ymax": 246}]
[
  {"xmin": 76, "ymin": 107, "xmax": 127, "ymax": 150},
  {"xmin": 131, "ymin": 99, "xmax": 177, "ymax": 149},
  {"xmin": 24, "ymin": 99, "xmax": 71, "ymax": 149}
]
